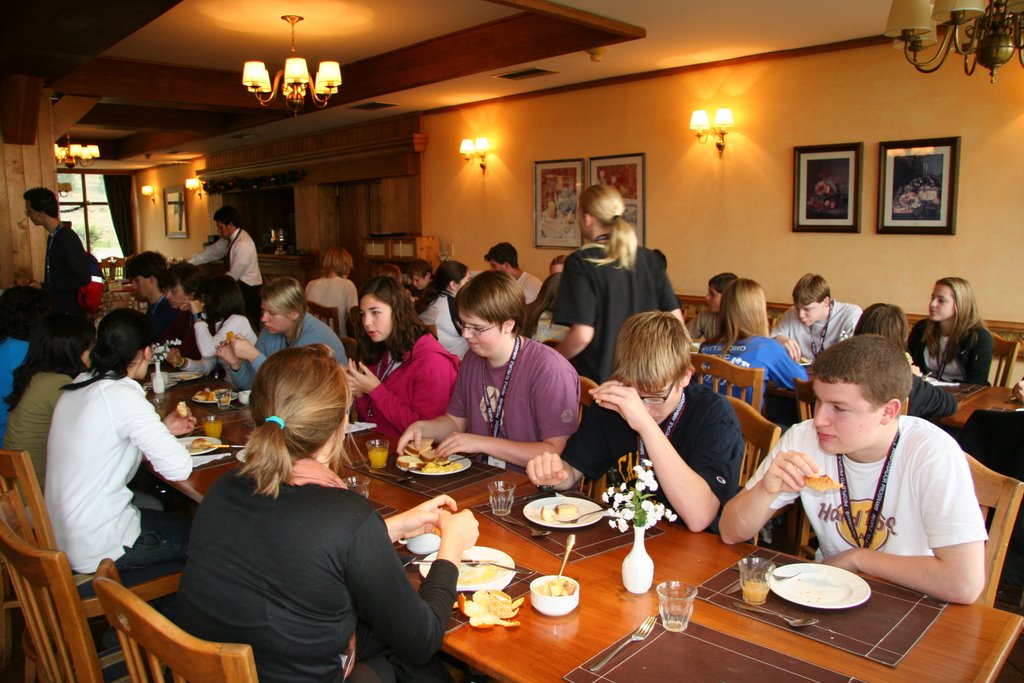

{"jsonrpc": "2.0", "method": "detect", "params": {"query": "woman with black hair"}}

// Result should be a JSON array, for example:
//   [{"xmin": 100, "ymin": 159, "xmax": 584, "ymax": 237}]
[
  {"xmin": 5, "ymin": 314, "xmax": 94, "ymax": 487},
  {"xmin": 171, "ymin": 275, "xmax": 256, "ymax": 375},
  {"xmin": 0, "ymin": 286, "xmax": 54, "ymax": 444},
  {"xmin": 416, "ymin": 260, "xmax": 470, "ymax": 358},
  {"xmin": 347, "ymin": 277, "xmax": 459, "ymax": 438},
  {"xmin": 45, "ymin": 308, "xmax": 195, "ymax": 574}
]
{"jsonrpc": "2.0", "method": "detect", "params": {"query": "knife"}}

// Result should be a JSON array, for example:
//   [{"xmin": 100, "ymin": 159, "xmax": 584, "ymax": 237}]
[{"xmin": 412, "ymin": 559, "xmax": 524, "ymax": 572}]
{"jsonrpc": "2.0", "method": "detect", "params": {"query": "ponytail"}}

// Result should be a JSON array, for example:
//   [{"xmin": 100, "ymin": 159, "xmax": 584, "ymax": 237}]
[
  {"xmin": 578, "ymin": 184, "xmax": 638, "ymax": 270},
  {"xmin": 66, "ymin": 309, "xmax": 151, "ymax": 391}
]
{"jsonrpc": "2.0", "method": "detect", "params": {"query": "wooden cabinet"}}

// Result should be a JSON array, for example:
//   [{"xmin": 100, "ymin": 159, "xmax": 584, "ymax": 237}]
[
  {"xmin": 258, "ymin": 254, "xmax": 316, "ymax": 286},
  {"xmin": 363, "ymin": 236, "xmax": 438, "ymax": 268}
]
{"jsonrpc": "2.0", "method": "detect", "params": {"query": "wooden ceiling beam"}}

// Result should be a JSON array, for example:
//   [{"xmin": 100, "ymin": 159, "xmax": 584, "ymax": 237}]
[
  {"xmin": 113, "ymin": 131, "xmax": 209, "ymax": 160},
  {"xmin": 482, "ymin": 0, "xmax": 645, "ymax": 39},
  {"xmin": 78, "ymin": 103, "xmax": 228, "ymax": 133},
  {"xmin": 51, "ymin": 95, "xmax": 101, "ymax": 138}
]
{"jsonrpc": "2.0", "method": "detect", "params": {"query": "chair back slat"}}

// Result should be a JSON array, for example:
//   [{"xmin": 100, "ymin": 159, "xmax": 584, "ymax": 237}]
[
  {"xmin": 991, "ymin": 335, "xmax": 1020, "ymax": 388},
  {"xmin": 691, "ymin": 353, "xmax": 765, "ymax": 412},
  {"xmin": 964, "ymin": 452, "xmax": 1024, "ymax": 607},
  {"xmin": 307, "ymin": 300, "xmax": 341, "ymax": 337},
  {"xmin": 726, "ymin": 396, "xmax": 781, "ymax": 487}
]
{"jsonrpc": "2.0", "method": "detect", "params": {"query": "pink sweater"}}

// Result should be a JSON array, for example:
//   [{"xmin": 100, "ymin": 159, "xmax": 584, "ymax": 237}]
[{"xmin": 354, "ymin": 334, "xmax": 459, "ymax": 438}]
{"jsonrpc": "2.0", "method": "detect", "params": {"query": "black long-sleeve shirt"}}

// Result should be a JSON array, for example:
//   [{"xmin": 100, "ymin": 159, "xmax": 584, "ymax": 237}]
[{"xmin": 43, "ymin": 225, "xmax": 90, "ymax": 315}]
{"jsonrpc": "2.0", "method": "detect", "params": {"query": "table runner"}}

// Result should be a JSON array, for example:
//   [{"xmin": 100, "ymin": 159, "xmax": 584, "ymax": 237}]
[
  {"xmin": 472, "ymin": 495, "xmax": 664, "ymax": 562},
  {"xmin": 565, "ymin": 621, "xmax": 866, "ymax": 683},
  {"xmin": 350, "ymin": 459, "xmax": 508, "ymax": 497},
  {"xmin": 697, "ymin": 549, "xmax": 946, "ymax": 667}
]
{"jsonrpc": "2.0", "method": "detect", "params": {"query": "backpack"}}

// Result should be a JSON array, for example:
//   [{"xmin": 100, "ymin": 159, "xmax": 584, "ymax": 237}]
[{"xmin": 77, "ymin": 254, "xmax": 104, "ymax": 314}]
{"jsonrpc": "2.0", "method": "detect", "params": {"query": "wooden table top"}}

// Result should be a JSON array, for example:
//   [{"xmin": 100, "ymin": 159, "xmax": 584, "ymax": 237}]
[
  {"xmin": 940, "ymin": 385, "xmax": 1021, "ymax": 430},
  {"xmin": 150, "ymin": 378, "xmax": 1022, "ymax": 682}
]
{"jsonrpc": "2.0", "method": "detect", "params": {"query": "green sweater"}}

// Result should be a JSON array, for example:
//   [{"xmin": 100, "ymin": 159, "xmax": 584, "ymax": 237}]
[{"xmin": 5, "ymin": 372, "xmax": 71, "ymax": 489}]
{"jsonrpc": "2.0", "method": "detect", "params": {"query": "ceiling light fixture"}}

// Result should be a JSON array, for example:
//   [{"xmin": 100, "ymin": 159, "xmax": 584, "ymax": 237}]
[
  {"xmin": 242, "ymin": 15, "xmax": 342, "ymax": 115},
  {"xmin": 886, "ymin": 0, "xmax": 1024, "ymax": 82},
  {"xmin": 54, "ymin": 133, "xmax": 99, "ymax": 169},
  {"xmin": 689, "ymin": 109, "xmax": 734, "ymax": 157}
]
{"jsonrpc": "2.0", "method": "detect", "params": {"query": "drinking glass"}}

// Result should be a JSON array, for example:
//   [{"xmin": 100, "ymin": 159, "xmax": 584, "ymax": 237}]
[
  {"xmin": 656, "ymin": 581, "xmax": 697, "ymax": 632},
  {"xmin": 366, "ymin": 439, "xmax": 389, "ymax": 469},
  {"xmin": 203, "ymin": 415, "xmax": 223, "ymax": 439},
  {"xmin": 343, "ymin": 475, "xmax": 370, "ymax": 498},
  {"xmin": 215, "ymin": 389, "xmax": 233, "ymax": 409},
  {"xmin": 738, "ymin": 556, "xmax": 775, "ymax": 605},
  {"xmin": 487, "ymin": 481, "xmax": 516, "ymax": 516}
]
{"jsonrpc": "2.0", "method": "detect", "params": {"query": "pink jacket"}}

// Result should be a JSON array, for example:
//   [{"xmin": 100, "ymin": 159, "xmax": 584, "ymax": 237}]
[{"xmin": 354, "ymin": 334, "xmax": 459, "ymax": 438}]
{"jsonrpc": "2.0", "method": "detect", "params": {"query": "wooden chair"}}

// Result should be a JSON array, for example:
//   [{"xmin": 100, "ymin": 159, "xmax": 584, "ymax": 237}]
[
  {"xmin": 307, "ymin": 300, "xmax": 340, "ymax": 337},
  {"xmin": 726, "ymin": 396, "xmax": 781, "ymax": 487},
  {"xmin": 340, "ymin": 336, "xmax": 357, "ymax": 364},
  {"xmin": 93, "ymin": 560, "xmax": 258, "ymax": 683},
  {"xmin": 691, "ymin": 353, "xmax": 765, "ymax": 412},
  {"xmin": 0, "ymin": 515, "xmax": 123, "ymax": 683},
  {"xmin": 423, "ymin": 323, "xmax": 438, "ymax": 338},
  {"xmin": 348, "ymin": 306, "xmax": 360, "ymax": 340},
  {"xmin": 990, "ymin": 335, "xmax": 1020, "ymax": 388},
  {"xmin": 577, "ymin": 376, "xmax": 606, "ymax": 501},
  {"xmin": 964, "ymin": 452, "xmax": 1024, "ymax": 608},
  {"xmin": 794, "ymin": 378, "xmax": 816, "ymax": 422}
]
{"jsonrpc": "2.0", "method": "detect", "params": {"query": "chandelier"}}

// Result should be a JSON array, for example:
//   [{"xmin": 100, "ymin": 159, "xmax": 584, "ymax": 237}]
[
  {"xmin": 242, "ymin": 15, "xmax": 342, "ymax": 115},
  {"xmin": 54, "ymin": 133, "xmax": 99, "ymax": 169},
  {"xmin": 885, "ymin": 0, "xmax": 1024, "ymax": 82}
]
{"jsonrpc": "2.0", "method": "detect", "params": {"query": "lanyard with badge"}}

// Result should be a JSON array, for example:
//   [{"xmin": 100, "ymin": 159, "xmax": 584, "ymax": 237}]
[
  {"xmin": 635, "ymin": 391, "xmax": 686, "ymax": 461},
  {"xmin": 811, "ymin": 301, "xmax": 833, "ymax": 357},
  {"xmin": 834, "ymin": 430, "xmax": 900, "ymax": 549},
  {"xmin": 366, "ymin": 354, "xmax": 399, "ymax": 419},
  {"xmin": 483, "ymin": 335, "xmax": 521, "ymax": 439}
]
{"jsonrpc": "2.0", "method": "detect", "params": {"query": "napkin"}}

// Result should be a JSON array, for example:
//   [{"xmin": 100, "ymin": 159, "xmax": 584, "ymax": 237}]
[
  {"xmin": 347, "ymin": 422, "xmax": 377, "ymax": 433},
  {"xmin": 191, "ymin": 452, "xmax": 234, "ymax": 467}
]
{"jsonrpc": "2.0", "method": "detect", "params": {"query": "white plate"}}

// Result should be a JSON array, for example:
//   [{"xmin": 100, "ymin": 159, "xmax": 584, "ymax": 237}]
[
  {"xmin": 419, "ymin": 546, "xmax": 515, "ymax": 592},
  {"xmin": 191, "ymin": 391, "xmax": 238, "ymax": 404},
  {"xmin": 397, "ymin": 455, "xmax": 471, "ymax": 476},
  {"xmin": 523, "ymin": 495, "xmax": 606, "ymax": 529},
  {"xmin": 179, "ymin": 436, "xmax": 223, "ymax": 455},
  {"xmin": 769, "ymin": 563, "xmax": 871, "ymax": 609},
  {"xmin": 169, "ymin": 371, "xmax": 204, "ymax": 382}
]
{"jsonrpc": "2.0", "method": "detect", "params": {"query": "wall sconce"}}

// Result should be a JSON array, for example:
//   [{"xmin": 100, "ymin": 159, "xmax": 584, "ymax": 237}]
[
  {"xmin": 689, "ymin": 108, "xmax": 734, "ymax": 157},
  {"xmin": 185, "ymin": 177, "xmax": 204, "ymax": 199},
  {"xmin": 140, "ymin": 185, "xmax": 156, "ymax": 203},
  {"xmin": 459, "ymin": 137, "xmax": 489, "ymax": 173}
]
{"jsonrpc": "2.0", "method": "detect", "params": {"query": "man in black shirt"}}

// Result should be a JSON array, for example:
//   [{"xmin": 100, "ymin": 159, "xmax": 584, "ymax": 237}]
[{"xmin": 23, "ymin": 187, "xmax": 90, "ymax": 316}]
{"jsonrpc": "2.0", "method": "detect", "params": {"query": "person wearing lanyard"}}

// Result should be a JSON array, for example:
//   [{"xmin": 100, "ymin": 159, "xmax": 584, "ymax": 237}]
[
  {"xmin": 720, "ymin": 334, "xmax": 988, "ymax": 604},
  {"xmin": 187, "ymin": 205, "xmax": 263, "ymax": 327},
  {"xmin": 526, "ymin": 312, "xmax": 744, "ymax": 533},
  {"xmin": 397, "ymin": 270, "xmax": 579, "ymax": 472},
  {"xmin": 347, "ymin": 277, "xmax": 459, "ymax": 439},
  {"xmin": 772, "ymin": 273, "xmax": 862, "ymax": 363},
  {"xmin": 23, "ymin": 187, "xmax": 90, "ymax": 316}
]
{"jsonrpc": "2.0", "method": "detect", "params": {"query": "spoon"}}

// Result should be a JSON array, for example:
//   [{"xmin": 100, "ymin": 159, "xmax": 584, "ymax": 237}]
[
  {"xmin": 501, "ymin": 515, "xmax": 551, "ymax": 537},
  {"xmin": 732, "ymin": 601, "xmax": 819, "ymax": 628},
  {"xmin": 557, "ymin": 533, "xmax": 576, "ymax": 579}
]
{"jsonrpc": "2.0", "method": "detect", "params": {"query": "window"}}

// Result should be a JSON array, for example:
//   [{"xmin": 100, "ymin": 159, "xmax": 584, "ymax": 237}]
[{"xmin": 56, "ymin": 173, "xmax": 124, "ymax": 259}]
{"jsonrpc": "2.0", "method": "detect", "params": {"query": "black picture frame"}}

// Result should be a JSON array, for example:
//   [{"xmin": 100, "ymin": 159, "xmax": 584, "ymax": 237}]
[
  {"xmin": 877, "ymin": 137, "xmax": 960, "ymax": 235},
  {"xmin": 793, "ymin": 143, "xmax": 862, "ymax": 233}
]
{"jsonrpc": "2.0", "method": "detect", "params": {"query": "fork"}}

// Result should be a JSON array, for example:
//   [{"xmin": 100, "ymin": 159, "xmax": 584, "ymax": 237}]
[{"xmin": 587, "ymin": 615, "xmax": 656, "ymax": 672}]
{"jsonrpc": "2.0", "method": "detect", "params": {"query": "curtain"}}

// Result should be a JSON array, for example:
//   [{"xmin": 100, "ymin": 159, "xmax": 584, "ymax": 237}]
[{"xmin": 104, "ymin": 175, "xmax": 135, "ymax": 256}]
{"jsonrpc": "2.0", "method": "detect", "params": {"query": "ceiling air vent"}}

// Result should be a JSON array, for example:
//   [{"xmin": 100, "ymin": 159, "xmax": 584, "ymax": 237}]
[
  {"xmin": 493, "ymin": 67, "xmax": 558, "ymax": 81},
  {"xmin": 351, "ymin": 101, "xmax": 398, "ymax": 111}
]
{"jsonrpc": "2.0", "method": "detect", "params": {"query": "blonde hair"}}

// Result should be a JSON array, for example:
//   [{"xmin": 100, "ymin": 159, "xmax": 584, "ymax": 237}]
[
  {"xmin": 612, "ymin": 312, "xmax": 692, "ymax": 393},
  {"xmin": 241, "ymin": 346, "xmax": 351, "ymax": 497},
  {"xmin": 579, "ymin": 184, "xmax": 638, "ymax": 270},
  {"xmin": 922, "ymin": 276, "xmax": 986, "ymax": 364},
  {"xmin": 715, "ymin": 278, "xmax": 770, "ymax": 356},
  {"xmin": 261, "ymin": 277, "xmax": 307, "ymax": 342},
  {"xmin": 321, "ymin": 248, "xmax": 352, "ymax": 278}
]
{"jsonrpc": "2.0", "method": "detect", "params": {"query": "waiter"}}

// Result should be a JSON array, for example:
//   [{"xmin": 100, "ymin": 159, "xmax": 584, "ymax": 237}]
[{"xmin": 188, "ymin": 206, "xmax": 263, "ymax": 326}]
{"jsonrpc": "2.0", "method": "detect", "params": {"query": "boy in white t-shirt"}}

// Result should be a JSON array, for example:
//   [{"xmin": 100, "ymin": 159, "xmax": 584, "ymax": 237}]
[{"xmin": 719, "ymin": 334, "xmax": 987, "ymax": 604}]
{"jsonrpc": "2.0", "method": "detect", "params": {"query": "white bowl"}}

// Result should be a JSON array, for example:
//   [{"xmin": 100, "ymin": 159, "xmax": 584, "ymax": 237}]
[
  {"xmin": 529, "ymin": 575, "xmax": 580, "ymax": 616},
  {"xmin": 237, "ymin": 390, "xmax": 251, "ymax": 405},
  {"xmin": 405, "ymin": 533, "xmax": 441, "ymax": 555}
]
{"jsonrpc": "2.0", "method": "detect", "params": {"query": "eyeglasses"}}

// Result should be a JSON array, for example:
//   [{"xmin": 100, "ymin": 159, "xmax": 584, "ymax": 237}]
[
  {"xmin": 638, "ymin": 383, "xmax": 676, "ymax": 405},
  {"xmin": 461, "ymin": 323, "xmax": 497, "ymax": 336}
]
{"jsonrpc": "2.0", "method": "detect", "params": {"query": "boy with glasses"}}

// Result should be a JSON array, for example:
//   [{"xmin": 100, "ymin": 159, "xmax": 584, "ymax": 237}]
[
  {"xmin": 719, "ymin": 335, "xmax": 986, "ymax": 603},
  {"xmin": 397, "ymin": 271, "xmax": 579, "ymax": 471},
  {"xmin": 772, "ymin": 273, "xmax": 861, "ymax": 362},
  {"xmin": 526, "ymin": 312, "xmax": 743, "ymax": 533}
]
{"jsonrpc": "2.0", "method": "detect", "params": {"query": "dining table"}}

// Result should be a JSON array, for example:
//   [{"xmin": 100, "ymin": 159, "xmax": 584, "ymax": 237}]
[
  {"xmin": 939, "ymin": 384, "xmax": 1021, "ymax": 430},
  {"xmin": 147, "ymin": 375, "xmax": 1023, "ymax": 682}
]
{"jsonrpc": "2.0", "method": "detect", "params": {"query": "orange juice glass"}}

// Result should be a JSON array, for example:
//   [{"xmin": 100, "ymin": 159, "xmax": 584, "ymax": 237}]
[
  {"xmin": 367, "ymin": 438, "xmax": 390, "ymax": 468},
  {"xmin": 203, "ymin": 415, "xmax": 223, "ymax": 439}
]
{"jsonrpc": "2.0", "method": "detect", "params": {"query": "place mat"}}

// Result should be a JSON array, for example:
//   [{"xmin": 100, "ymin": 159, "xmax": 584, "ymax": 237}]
[
  {"xmin": 370, "ymin": 499, "xmax": 397, "ymax": 518},
  {"xmin": 697, "ymin": 549, "xmax": 946, "ymax": 667},
  {"xmin": 942, "ymin": 383, "xmax": 988, "ymax": 401},
  {"xmin": 565, "ymin": 621, "xmax": 865, "ymax": 683},
  {"xmin": 472, "ymin": 495, "xmax": 664, "ymax": 562},
  {"xmin": 350, "ymin": 459, "xmax": 508, "ymax": 497}
]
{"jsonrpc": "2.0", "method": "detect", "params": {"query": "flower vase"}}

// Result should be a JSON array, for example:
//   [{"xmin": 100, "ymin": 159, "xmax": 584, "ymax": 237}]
[
  {"xmin": 152, "ymin": 364, "xmax": 166, "ymax": 394},
  {"xmin": 621, "ymin": 526, "xmax": 654, "ymax": 594}
]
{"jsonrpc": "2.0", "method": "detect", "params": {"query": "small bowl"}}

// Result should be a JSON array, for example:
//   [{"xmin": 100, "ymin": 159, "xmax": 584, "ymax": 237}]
[
  {"xmin": 404, "ymin": 533, "xmax": 441, "ymax": 555},
  {"xmin": 237, "ymin": 390, "xmax": 251, "ymax": 406},
  {"xmin": 529, "ymin": 575, "xmax": 580, "ymax": 616}
]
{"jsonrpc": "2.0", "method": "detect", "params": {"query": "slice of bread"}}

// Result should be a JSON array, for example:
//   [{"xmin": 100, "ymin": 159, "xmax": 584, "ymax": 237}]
[{"xmin": 554, "ymin": 503, "xmax": 580, "ymax": 522}]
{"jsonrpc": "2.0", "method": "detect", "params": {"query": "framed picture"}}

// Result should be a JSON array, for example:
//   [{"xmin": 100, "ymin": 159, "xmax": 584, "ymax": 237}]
[
  {"xmin": 534, "ymin": 159, "xmax": 584, "ymax": 248},
  {"xmin": 877, "ymin": 137, "xmax": 960, "ymax": 235},
  {"xmin": 164, "ymin": 188, "xmax": 188, "ymax": 239},
  {"xmin": 588, "ymin": 153, "xmax": 645, "ymax": 246},
  {"xmin": 792, "ymin": 143, "xmax": 862, "ymax": 233}
]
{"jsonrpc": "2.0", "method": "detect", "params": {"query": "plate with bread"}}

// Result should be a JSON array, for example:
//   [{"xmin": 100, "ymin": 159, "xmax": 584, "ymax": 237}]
[
  {"xmin": 191, "ymin": 388, "xmax": 238, "ymax": 404},
  {"xmin": 179, "ymin": 436, "xmax": 223, "ymax": 455},
  {"xmin": 523, "ymin": 495, "xmax": 606, "ymax": 529},
  {"xmin": 419, "ymin": 546, "xmax": 515, "ymax": 592},
  {"xmin": 396, "ymin": 440, "xmax": 471, "ymax": 476}
]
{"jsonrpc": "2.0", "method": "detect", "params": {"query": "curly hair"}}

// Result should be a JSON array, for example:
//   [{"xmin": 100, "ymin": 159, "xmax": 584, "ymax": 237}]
[
  {"xmin": 355, "ymin": 277, "xmax": 427, "ymax": 366},
  {"xmin": 0, "ymin": 287, "xmax": 54, "ymax": 342}
]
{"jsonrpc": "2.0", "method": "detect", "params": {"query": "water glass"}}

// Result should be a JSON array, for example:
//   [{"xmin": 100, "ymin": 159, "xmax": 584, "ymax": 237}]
[
  {"xmin": 366, "ymin": 439, "xmax": 390, "ymax": 468},
  {"xmin": 202, "ymin": 415, "xmax": 223, "ymax": 439},
  {"xmin": 738, "ymin": 556, "xmax": 775, "ymax": 605},
  {"xmin": 487, "ymin": 480, "xmax": 516, "ymax": 516},
  {"xmin": 215, "ymin": 388, "xmax": 233, "ymax": 409},
  {"xmin": 656, "ymin": 581, "xmax": 697, "ymax": 632},
  {"xmin": 343, "ymin": 475, "xmax": 370, "ymax": 498}
]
